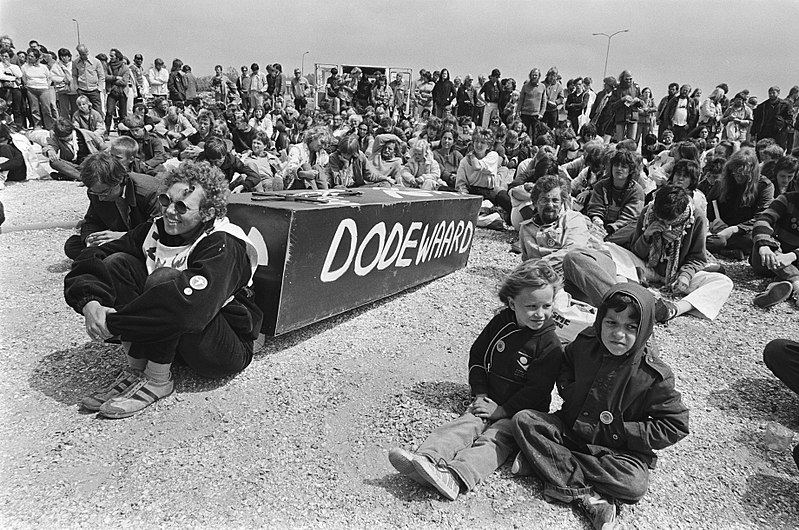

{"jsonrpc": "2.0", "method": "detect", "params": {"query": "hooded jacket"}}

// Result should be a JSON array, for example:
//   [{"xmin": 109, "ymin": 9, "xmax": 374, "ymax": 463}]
[
  {"xmin": 556, "ymin": 283, "xmax": 689, "ymax": 468},
  {"xmin": 468, "ymin": 308, "xmax": 563, "ymax": 416}
]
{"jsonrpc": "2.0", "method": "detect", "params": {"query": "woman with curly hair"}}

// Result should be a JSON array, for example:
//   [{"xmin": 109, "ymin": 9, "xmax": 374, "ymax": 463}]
[
  {"xmin": 64, "ymin": 160, "xmax": 263, "ymax": 419},
  {"xmin": 706, "ymin": 147, "xmax": 775, "ymax": 256}
]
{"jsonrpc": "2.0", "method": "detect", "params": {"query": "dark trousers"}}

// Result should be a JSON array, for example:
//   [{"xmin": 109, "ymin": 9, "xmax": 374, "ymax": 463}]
[
  {"xmin": 0, "ymin": 143, "xmax": 26, "ymax": 181},
  {"xmin": 764, "ymin": 339, "xmax": 799, "ymax": 396},
  {"xmin": 293, "ymin": 96, "xmax": 307, "ymax": 111},
  {"xmin": 512, "ymin": 410, "xmax": 650, "ymax": 503},
  {"xmin": 64, "ymin": 234, "xmax": 86, "ymax": 260},
  {"xmin": 103, "ymin": 253, "xmax": 254, "ymax": 377},
  {"xmin": 520, "ymin": 114, "xmax": 540, "ymax": 139},
  {"xmin": 467, "ymin": 185, "xmax": 512, "ymax": 214},
  {"xmin": 78, "ymin": 89, "xmax": 104, "ymax": 116},
  {"xmin": 672, "ymin": 125, "xmax": 689, "ymax": 142},
  {"xmin": 105, "ymin": 91, "xmax": 128, "ymax": 133},
  {"xmin": 1, "ymin": 87, "xmax": 25, "ymax": 128}
]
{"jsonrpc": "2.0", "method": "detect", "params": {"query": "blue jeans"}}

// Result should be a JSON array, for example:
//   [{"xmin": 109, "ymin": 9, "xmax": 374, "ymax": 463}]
[
  {"xmin": 562, "ymin": 248, "xmax": 617, "ymax": 307},
  {"xmin": 416, "ymin": 413, "xmax": 516, "ymax": 491},
  {"xmin": 512, "ymin": 410, "xmax": 649, "ymax": 503}
]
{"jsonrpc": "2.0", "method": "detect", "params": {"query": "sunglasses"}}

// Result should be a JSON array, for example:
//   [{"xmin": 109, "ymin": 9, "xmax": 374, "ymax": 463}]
[{"xmin": 158, "ymin": 193, "xmax": 195, "ymax": 214}]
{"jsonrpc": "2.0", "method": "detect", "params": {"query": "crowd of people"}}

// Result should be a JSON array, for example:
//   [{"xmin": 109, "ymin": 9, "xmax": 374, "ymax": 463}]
[{"xmin": 1, "ymin": 34, "xmax": 799, "ymax": 530}]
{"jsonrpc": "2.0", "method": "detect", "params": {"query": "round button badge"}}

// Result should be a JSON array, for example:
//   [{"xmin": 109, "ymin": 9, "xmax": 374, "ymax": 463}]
[
  {"xmin": 600, "ymin": 411, "xmax": 614, "ymax": 425},
  {"xmin": 496, "ymin": 340, "xmax": 505, "ymax": 352}
]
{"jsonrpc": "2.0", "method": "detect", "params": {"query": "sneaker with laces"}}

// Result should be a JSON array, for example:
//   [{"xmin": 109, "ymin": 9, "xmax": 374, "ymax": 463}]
[
  {"xmin": 98, "ymin": 374, "xmax": 174, "ymax": 419},
  {"xmin": 654, "ymin": 297, "xmax": 678, "ymax": 324},
  {"xmin": 411, "ymin": 456, "xmax": 460, "ymax": 500},
  {"xmin": 753, "ymin": 281, "xmax": 793, "ymax": 309},
  {"xmin": 576, "ymin": 493, "xmax": 618, "ymax": 529},
  {"xmin": 81, "ymin": 368, "xmax": 142, "ymax": 411},
  {"xmin": 388, "ymin": 448, "xmax": 426, "ymax": 485}
]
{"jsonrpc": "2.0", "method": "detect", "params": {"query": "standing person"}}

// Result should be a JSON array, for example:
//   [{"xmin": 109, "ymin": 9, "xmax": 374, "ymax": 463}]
[
  {"xmin": 542, "ymin": 67, "xmax": 564, "ymax": 129},
  {"xmin": 473, "ymin": 74, "xmax": 487, "ymax": 127},
  {"xmin": 181, "ymin": 65, "xmax": 199, "ymax": 101},
  {"xmin": 581, "ymin": 77, "xmax": 596, "ymax": 128},
  {"xmin": 589, "ymin": 77, "xmax": 618, "ymax": 143},
  {"xmin": 698, "ymin": 87, "xmax": 724, "ymax": 139},
  {"xmin": 52, "ymin": 48, "xmax": 77, "ymax": 121},
  {"xmin": 63, "ymin": 161, "xmax": 263, "ymax": 419},
  {"xmin": 72, "ymin": 44, "xmax": 105, "ymax": 114},
  {"xmin": 479, "ymin": 69, "xmax": 502, "ymax": 129},
  {"xmin": 247, "ymin": 63, "xmax": 268, "ymax": 112},
  {"xmin": 456, "ymin": 74, "xmax": 475, "ymax": 120},
  {"xmin": 517, "ymin": 68, "xmax": 547, "ymax": 139},
  {"xmin": 290, "ymin": 68, "xmax": 309, "ymax": 111},
  {"xmin": 752, "ymin": 86, "xmax": 794, "ymax": 150},
  {"xmin": 370, "ymin": 74, "xmax": 393, "ymax": 112},
  {"xmin": 656, "ymin": 83, "xmax": 679, "ymax": 141},
  {"xmin": 167, "ymin": 59, "xmax": 186, "ymax": 105},
  {"xmin": 635, "ymin": 87, "xmax": 657, "ymax": 148},
  {"xmin": 565, "ymin": 77, "xmax": 589, "ymax": 135},
  {"xmin": 389, "ymin": 72, "xmax": 407, "ymax": 119},
  {"xmin": 272, "ymin": 63, "xmax": 285, "ymax": 102},
  {"xmin": 512, "ymin": 283, "xmax": 689, "ymax": 530},
  {"xmin": 147, "ymin": 58, "xmax": 169, "ymax": 99},
  {"xmin": 664, "ymin": 84, "xmax": 698, "ymax": 142},
  {"xmin": 414, "ymin": 70, "xmax": 434, "ymax": 119},
  {"xmin": 389, "ymin": 260, "xmax": 564, "ymax": 501},
  {"xmin": 609, "ymin": 70, "xmax": 642, "ymax": 142},
  {"xmin": 104, "ymin": 48, "xmax": 132, "ymax": 137},
  {"xmin": 20, "ymin": 48, "xmax": 55, "ymax": 129},
  {"xmin": 0, "ymin": 47, "xmax": 24, "ymax": 128},
  {"xmin": 432, "ymin": 68, "xmax": 456, "ymax": 118},
  {"xmin": 211, "ymin": 64, "xmax": 235, "ymax": 104},
  {"xmin": 721, "ymin": 93, "xmax": 753, "ymax": 143},
  {"xmin": 129, "ymin": 53, "xmax": 146, "ymax": 106}
]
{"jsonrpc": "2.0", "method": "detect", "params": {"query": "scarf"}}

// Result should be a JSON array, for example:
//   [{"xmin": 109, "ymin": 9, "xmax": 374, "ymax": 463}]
[{"xmin": 644, "ymin": 201, "xmax": 693, "ymax": 284}]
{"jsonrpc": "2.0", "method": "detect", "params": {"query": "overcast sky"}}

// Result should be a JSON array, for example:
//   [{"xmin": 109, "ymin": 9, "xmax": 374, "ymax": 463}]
[{"xmin": 4, "ymin": 0, "xmax": 798, "ymax": 100}]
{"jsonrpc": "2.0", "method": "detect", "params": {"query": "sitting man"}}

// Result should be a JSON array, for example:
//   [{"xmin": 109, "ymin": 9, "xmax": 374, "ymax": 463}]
[
  {"xmin": 154, "ymin": 105, "xmax": 196, "ymax": 153},
  {"xmin": 563, "ymin": 185, "xmax": 733, "ymax": 323},
  {"xmin": 518, "ymin": 175, "xmax": 590, "ymax": 274},
  {"xmin": 45, "ymin": 117, "xmax": 106, "ymax": 181},
  {"xmin": 196, "ymin": 136, "xmax": 260, "ymax": 193},
  {"xmin": 64, "ymin": 150, "xmax": 160, "ymax": 259},
  {"xmin": 63, "ymin": 160, "xmax": 263, "ymax": 419}
]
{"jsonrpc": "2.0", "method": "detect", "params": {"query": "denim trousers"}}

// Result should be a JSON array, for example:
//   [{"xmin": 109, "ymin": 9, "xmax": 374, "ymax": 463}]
[
  {"xmin": 416, "ymin": 412, "xmax": 516, "ymax": 491},
  {"xmin": 512, "ymin": 409, "xmax": 649, "ymax": 503},
  {"xmin": 103, "ymin": 252, "xmax": 253, "ymax": 377}
]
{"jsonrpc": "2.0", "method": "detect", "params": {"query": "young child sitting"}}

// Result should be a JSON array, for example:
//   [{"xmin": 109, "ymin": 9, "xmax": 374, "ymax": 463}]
[
  {"xmin": 512, "ymin": 283, "xmax": 690, "ymax": 529},
  {"xmin": 388, "ymin": 260, "xmax": 564, "ymax": 501},
  {"xmin": 751, "ymin": 189, "xmax": 799, "ymax": 307}
]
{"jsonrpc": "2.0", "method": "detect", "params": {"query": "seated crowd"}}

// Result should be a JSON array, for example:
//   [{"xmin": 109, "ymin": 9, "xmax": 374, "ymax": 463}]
[{"xmin": 1, "ymin": 35, "xmax": 799, "ymax": 530}]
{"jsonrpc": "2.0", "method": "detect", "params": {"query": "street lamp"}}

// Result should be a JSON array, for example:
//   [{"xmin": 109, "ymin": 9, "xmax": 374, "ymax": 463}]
[
  {"xmin": 592, "ymin": 29, "xmax": 628, "ymax": 80},
  {"xmin": 72, "ymin": 18, "xmax": 81, "ymax": 45},
  {"xmin": 301, "ymin": 51, "xmax": 309, "ymax": 78}
]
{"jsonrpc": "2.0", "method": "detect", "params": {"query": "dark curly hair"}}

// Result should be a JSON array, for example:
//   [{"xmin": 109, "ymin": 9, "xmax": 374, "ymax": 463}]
[{"xmin": 162, "ymin": 161, "xmax": 229, "ymax": 219}]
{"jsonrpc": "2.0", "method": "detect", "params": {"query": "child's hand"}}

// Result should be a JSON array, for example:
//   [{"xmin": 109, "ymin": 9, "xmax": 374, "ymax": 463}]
[{"xmin": 471, "ymin": 396, "xmax": 504, "ymax": 420}]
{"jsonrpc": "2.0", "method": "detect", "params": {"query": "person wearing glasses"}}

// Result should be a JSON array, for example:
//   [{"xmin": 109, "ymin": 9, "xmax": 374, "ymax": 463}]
[
  {"xmin": 63, "ymin": 149, "xmax": 160, "ymax": 259},
  {"xmin": 64, "ymin": 160, "xmax": 263, "ymax": 419},
  {"xmin": 44, "ymin": 117, "xmax": 106, "ymax": 181}
]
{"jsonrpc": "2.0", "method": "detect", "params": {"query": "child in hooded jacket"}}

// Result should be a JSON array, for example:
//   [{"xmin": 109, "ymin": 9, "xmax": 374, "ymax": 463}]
[
  {"xmin": 512, "ymin": 283, "xmax": 689, "ymax": 530},
  {"xmin": 388, "ymin": 260, "xmax": 564, "ymax": 501}
]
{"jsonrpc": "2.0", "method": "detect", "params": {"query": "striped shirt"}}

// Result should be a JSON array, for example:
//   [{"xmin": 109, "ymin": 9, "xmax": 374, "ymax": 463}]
[{"xmin": 752, "ymin": 192, "xmax": 799, "ymax": 254}]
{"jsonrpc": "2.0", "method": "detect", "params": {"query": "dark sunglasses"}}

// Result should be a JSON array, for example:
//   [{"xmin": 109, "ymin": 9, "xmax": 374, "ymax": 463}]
[{"xmin": 158, "ymin": 193, "xmax": 194, "ymax": 214}]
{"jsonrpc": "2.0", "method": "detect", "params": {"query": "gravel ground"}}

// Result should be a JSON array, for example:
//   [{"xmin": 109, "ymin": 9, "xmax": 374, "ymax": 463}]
[{"xmin": 1, "ymin": 180, "xmax": 798, "ymax": 529}]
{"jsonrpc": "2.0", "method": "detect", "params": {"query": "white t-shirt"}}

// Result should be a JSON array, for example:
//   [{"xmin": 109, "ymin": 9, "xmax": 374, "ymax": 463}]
[{"xmin": 672, "ymin": 98, "xmax": 689, "ymax": 127}]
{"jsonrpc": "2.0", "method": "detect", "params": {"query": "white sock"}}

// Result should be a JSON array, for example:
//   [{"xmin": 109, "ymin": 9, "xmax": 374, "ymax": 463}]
[
  {"xmin": 126, "ymin": 354, "xmax": 147, "ymax": 371},
  {"xmin": 144, "ymin": 361, "xmax": 172, "ymax": 384}
]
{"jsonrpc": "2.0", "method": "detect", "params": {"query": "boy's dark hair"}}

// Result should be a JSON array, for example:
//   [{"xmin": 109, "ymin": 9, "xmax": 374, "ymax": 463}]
[
  {"xmin": 643, "ymin": 133, "xmax": 658, "ymax": 146},
  {"xmin": 533, "ymin": 156, "xmax": 559, "ymax": 181},
  {"xmin": 203, "ymin": 136, "xmax": 229, "ymax": 160},
  {"xmin": 604, "ymin": 292, "xmax": 641, "ymax": 323},
  {"xmin": 607, "ymin": 149, "xmax": 640, "ymax": 181},
  {"xmin": 498, "ymin": 259, "xmax": 561, "ymax": 305},
  {"xmin": 703, "ymin": 156, "xmax": 726, "ymax": 177},
  {"xmin": 80, "ymin": 151, "xmax": 127, "ymax": 188},
  {"xmin": 578, "ymin": 122, "xmax": 597, "ymax": 139},
  {"xmin": 671, "ymin": 159, "xmax": 701, "ymax": 190},
  {"xmin": 52, "ymin": 118, "xmax": 75, "ymax": 137},
  {"xmin": 774, "ymin": 155, "xmax": 799, "ymax": 177},
  {"xmin": 653, "ymin": 184, "xmax": 690, "ymax": 221}
]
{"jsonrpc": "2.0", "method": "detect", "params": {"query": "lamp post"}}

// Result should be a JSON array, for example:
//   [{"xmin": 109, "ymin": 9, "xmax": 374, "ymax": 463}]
[
  {"xmin": 301, "ymin": 51, "xmax": 309, "ymax": 78},
  {"xmin": 592, "ymin": 29, "xmax": 628, "ymax": 80},
  {"xmin": 72, "ymin": 18, "xmax": 81, "ymax": 45}
]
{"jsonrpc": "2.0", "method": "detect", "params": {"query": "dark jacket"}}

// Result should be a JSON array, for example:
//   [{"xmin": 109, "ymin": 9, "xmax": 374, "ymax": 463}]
[
  {"xmin": 468, "ymin": 308, "xmax": 563, "ymax": 415},
  {"xmin": 432, "ymin": 79, "xmax": 456, "ymax": 108},
  {"xmin": 752, "ymin": 97, "xmax": 794, "ymax": 140},
  {"xmin": 586, "ymin": 177, "xmax": 645, "ymax": 234},
  {"xmin": 557, "ymin": 283, "xmax": 690, "ymax": 469},
  {"xmin": 79, "ymin": 172, "xmax": 161, "ymax": 242},
  {"xmin": 706, "ymin": 176, "xmax": 774, "ymax": 232},
  {"xmin": 664, "ymin": 96, "xmax": 698, "ymax": 130},
  {"xmin": 324, "ymin": 150, "xmax": 375, "ymax": 188},
  {"xmin": 168, "ymin": 70, "xmax": 186, "ymax": 102},
  {"xmin": 64, "ymin": 218, "xmax": 262, "ymax": 345},
  {"xmin": 196, "ymin": 152, "xmax": 260, "ymax": 192}
]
